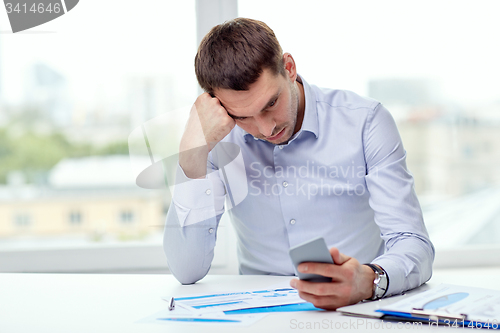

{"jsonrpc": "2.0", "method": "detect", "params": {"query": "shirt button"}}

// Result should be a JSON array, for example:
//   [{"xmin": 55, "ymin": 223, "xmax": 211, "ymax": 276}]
[
  {"xmin": 290, "ymin": 219, "xmax": 296, "ymax": 225},
  {"xmin": 254, "ymin": 137, "xmax": 259, "ymax": 141},
  {"xmin": 205, "ymin": 189, "xmax": 211, "ymax": 195},
  {"xmin": 208, "ymin": 228, "xmax": 214, "ymax": 234},
  {"xmin": 279, "ymin": 146, "xmax": 284, "ymax": 149},
  {"xmin": 282, "ymin": 181, "xmax": 288, "ymax": 188}
]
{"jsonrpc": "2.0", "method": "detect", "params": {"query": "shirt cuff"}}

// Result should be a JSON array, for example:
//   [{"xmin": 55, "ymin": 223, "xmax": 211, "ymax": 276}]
[
  {"xmin": 171, "ymin": 163, "xmax": 216, "ymax": 227},
  {"xmin": 370, "ymin": 258, "xmax": 404, "ymax": 297}
]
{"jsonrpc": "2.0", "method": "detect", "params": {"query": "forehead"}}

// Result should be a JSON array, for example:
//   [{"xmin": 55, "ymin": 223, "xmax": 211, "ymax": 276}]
[{"xmin": 214, "ymin": 69, "xmax": 284, "ymax": 117}]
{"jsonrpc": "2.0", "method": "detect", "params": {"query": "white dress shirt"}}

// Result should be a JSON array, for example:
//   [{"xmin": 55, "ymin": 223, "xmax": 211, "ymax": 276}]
[{"xmin": 163, "ymin": 75, "xmax": 435, "ymax": 296}]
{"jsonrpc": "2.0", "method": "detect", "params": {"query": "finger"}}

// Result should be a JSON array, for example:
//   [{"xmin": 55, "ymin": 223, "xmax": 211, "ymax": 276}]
[
  {"xmin": 197, "ymin": 92, "xmax": 215, "ymax": 104},
  {"xmin": 212, "ymin": 97, "xmax": 231, "ymax": 115},
  {"xmin": 291, "ymin": 278, "xmax": 336, "ymax": 296},
  {"xmin": 296, "ymin": 291, "xmax": 341, "ymax": 310},
  {"xmin": 329, "ymin": 247, "xmax": 350, "ymax": 265},
  {"xmin": 208, "ymin": 92, "xmax": 224, "ymax": 105},
  {"xmin": 297, "ymin": 262, "xmax": 341, "ymax": 281}
]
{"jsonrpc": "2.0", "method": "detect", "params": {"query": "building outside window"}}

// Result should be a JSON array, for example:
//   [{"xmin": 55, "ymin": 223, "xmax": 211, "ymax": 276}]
[
  {"xmin": 13, "ymin": 214, "xmax": 31, "ymax": 228},
  {"xmin": 68, "ymin": 211, "xmax": 82, "ymax": 226},
  {"xmin": 0, "ymin": 0, "xmax": 196, "ymax": 272},
  {"xmin": 119, "ymin": 210, "xmax": 135, "ymax": 224}
]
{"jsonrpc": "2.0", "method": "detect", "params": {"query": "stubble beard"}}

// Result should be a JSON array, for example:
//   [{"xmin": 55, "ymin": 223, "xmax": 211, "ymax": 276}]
[
  {"xmin": 278, "ymin": 80, "xmax": 299, "ymax": 144},
  {"xmin": 262, "ymin": 80, "xmax": 300, "ymax": 145}
]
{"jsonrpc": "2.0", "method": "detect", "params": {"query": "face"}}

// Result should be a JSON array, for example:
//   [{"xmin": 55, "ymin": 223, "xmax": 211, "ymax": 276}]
[{"xmin": 214, "ymin": 68, "xmax": 302, "ymax": 145}]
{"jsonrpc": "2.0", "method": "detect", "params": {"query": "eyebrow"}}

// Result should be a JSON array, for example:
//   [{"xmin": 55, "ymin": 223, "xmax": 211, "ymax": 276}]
[{"xmin": 225, "ymin": 90, "xmax": 281, "ymax": 119}]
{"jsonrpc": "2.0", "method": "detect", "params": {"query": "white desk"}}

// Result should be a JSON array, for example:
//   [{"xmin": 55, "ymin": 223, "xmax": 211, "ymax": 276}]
[{"xmin": 1, "ymin": 268, "xmax": 500, "ymax": 333}]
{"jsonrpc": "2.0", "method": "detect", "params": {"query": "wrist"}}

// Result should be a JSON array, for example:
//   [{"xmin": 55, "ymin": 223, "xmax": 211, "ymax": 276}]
[
  {"xmin": 179, "ymin": 144, "xmax": 209, "ymax": 179},
  {"xmin": 364, "ymin": 264, "xmax": 389, "ymax": 300},
  {"xmin": 361, "ymin": 264, "xmax": 377, "ymax": 300}
]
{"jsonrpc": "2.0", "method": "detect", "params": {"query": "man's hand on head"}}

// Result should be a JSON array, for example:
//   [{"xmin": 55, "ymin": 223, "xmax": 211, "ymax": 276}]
[
  {"xmin": 179, "ymin": 93, "xmax": 236, "ymax": 179},
  {"xmin": 193, "ymin": 92, "xmax": 236, "ymax": 150},
  {"xmin": 289, "ymin": 247, "xmax": 376, "ymax": 310}
]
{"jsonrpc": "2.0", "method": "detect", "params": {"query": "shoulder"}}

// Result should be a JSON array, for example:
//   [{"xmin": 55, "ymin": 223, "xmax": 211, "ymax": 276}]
[{"xmin": 311, "ymin": 84, "xmax": 380, "ymax": 113}]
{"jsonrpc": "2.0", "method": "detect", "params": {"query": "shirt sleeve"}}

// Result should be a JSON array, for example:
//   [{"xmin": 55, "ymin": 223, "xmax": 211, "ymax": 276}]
[
  {"xmin": 163, "ymin": 158, "xmax": 226, "ymax": 285},
  {"xmin": 363, "ymin": 103, "xmax": 435, "ymax": 296}
]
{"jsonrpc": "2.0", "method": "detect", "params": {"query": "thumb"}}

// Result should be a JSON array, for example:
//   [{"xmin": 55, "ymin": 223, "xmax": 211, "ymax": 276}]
[{"xmin": 329, "ymin": 247, "xmax": 350, "ymax": 265}]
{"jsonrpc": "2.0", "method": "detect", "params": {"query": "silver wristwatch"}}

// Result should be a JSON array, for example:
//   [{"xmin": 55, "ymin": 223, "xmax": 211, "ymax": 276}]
[{"xmin": 365, "ymin": 264, "xmax": 389, "ymax": 300}]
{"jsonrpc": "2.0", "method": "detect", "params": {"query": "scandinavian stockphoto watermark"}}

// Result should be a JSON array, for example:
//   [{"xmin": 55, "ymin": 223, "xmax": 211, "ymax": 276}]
[
  {"xmin": 248, "ymin": 160, "xmax": 376, "ymax": 199},
  {"xmin": 3, "ymin": 0, "xmax": 79, "ymax": 33}
]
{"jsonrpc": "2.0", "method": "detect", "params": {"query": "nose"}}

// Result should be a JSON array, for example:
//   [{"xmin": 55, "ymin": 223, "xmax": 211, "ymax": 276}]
[{"xmin": 254, "ymin": 114, "xmax": 276, "ymax": 137}]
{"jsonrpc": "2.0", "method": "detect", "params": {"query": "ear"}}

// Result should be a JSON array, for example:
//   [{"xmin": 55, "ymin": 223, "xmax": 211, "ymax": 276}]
[{"xmin": 282, "ymin": 53, "xmax": 297, "ymax": 82}]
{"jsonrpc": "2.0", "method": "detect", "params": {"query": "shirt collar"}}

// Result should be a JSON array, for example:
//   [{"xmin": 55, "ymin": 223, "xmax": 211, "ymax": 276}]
[
  {"xmin": 240, "ymin": 74, "xmax": 319, "ymax": 142},
  {"xmin": 295, "ymin": 74, "xmax": 319, "ymax": 140}
]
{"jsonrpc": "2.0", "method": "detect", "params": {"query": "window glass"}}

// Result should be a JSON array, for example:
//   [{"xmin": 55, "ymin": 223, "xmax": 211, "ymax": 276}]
[
  {"xmin": 119, "ymin": 211, "xmax": 135, "ymax": 224},
  {"xmin": 14, "ymin": 214, "xmax": 32, "ymax": 228},
  {"xmin": 0, "ymin": 0, "xmax": 197, "ymax": 252},
  {"xmin": 68, "ymin": 211, "xmax": 82, "ymax": 225}
]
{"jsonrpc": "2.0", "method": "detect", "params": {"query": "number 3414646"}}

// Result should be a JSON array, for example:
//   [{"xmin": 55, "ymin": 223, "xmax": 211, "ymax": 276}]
[{"xmin": 5, "ymin": 2, "xmax": 62, "ymax": 14}]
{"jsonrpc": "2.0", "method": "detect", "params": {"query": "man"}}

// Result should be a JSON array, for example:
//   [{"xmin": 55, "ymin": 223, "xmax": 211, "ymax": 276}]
[{"xmin": 163, "ymin": 18, "xmax": 434, "ymax": 310}]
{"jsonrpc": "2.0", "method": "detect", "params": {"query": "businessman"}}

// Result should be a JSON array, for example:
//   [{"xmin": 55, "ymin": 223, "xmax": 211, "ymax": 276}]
[{"xmin": 163, "ymin": 18, "xmax": 435, "ymax": 310}]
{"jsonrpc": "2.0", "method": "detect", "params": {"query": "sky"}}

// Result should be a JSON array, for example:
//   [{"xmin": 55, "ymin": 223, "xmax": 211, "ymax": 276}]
[
  {"xmin": 0, "ymin": 0, "xmax": 198, "ymax": 109},
  {"xmin": 1, "ymin": 0, "xmax": 499, "ymax": 111}
]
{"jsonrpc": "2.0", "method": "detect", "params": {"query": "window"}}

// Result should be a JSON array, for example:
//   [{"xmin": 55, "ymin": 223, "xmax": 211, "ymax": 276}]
[
  {"xmin": 13, "ymin": 214, "xmax": 32, "ymax": 228},
  {"xmin": 119, "ymin": 210, "xmax": 135, "ymax": 224},
  {"xmin": 0, "ymin": 0, "xmax": 199, "ymax": 272},
  {"xmin": 68, "ymin": 211, "xmax": 82, "ymax": 226},
  {"xmin": 3, "ymin": 0, "xmax": 497, "ymax": 273}
]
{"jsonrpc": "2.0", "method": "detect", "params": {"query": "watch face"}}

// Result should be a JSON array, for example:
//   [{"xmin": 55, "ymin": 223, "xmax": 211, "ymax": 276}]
[
  {"xmin": 379, "ymin": 273, "xmax": 388, "ymax": 289},
  {"xmin": 377, "ymin": 275, "xmax": 388, "ymax": 296},
  {"xmin": 365, "ymin": 264, "xmax": 388, "ymax": 299}
]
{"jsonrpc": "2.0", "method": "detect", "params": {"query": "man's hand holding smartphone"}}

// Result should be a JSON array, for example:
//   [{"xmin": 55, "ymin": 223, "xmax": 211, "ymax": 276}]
[{"xmin": 289, "ymin": 237, "xmax": 376, "ymax": 310}]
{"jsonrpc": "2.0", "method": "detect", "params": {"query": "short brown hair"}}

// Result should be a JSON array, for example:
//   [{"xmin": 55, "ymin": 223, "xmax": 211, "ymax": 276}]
[{"xmin": 195, "ymin": 18, "xmax": 285, "ymax": 94}]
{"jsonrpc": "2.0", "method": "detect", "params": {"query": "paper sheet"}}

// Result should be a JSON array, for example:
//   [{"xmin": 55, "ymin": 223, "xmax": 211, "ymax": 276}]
[
  {"xmin": 168, "ymin": 287, "xmax": 306, "ymax": 314},
  {"xmin": 137, "ymin": 306, "xmax": 268, "ymax": 326},
  {"xmin": 139, "ymin": 284, "xmax": 311, "ymax": 326},
  {"xmin": 379, "ymin": 284, "xmax": 500, "ymax": 323}
]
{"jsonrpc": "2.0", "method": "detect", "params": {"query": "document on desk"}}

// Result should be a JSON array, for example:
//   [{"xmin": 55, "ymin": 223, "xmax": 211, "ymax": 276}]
[
  {"xmin": 169, "ymin": 287, "xmax": 307, "ymax": 314},
  {"xmin": 138, "ymin": 305, "xmax": 268, "ymax": 326},
  {"xmin": 377, "ymin": 284, "xmax": 500, "ymax": 328},
  {"xmin": 140, "ymin": 285, "xmax": 309, "ymax": 326}
]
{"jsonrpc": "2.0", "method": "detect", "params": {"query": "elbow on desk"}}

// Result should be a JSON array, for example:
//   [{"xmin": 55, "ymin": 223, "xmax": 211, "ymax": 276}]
[
  {"xmin": 162, "ymin": 217, "xmax": 213, "ymax": 284},
  {"xmin": 168, "ymin": 263, "xmax": 210, "ymax": 285},
  {"xmin": 163, "ymin": 238, "xmax": 212, "ymax": 284}
]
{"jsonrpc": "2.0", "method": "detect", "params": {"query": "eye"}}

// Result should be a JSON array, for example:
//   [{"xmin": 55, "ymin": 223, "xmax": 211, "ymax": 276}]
[{"xmin": 269, "ymin": 98, "xmax": 278, "ymax": 107}]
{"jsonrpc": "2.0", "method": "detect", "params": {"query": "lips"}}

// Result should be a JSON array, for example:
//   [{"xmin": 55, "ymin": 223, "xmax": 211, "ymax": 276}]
[{"xmin": 266, "ymin": 128, "xmax": 286, "ymax": 141}]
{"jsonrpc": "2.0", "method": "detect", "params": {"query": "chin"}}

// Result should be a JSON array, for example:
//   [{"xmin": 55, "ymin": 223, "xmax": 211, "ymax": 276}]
[{"xmin": 274, "ymin": 128, "xmax": 293, "ymax": 144}]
